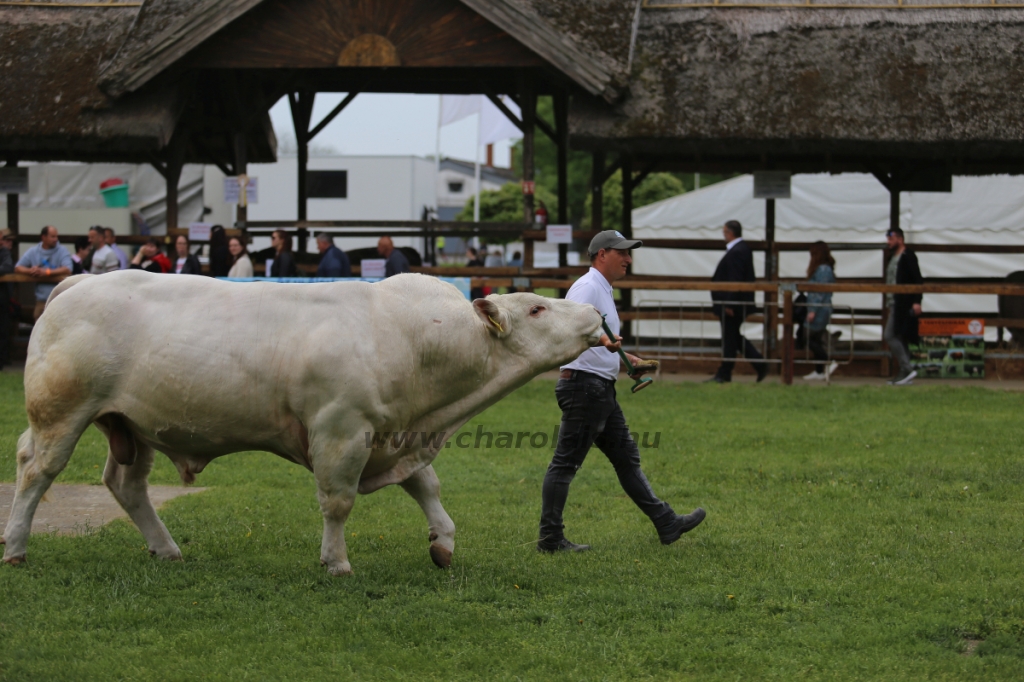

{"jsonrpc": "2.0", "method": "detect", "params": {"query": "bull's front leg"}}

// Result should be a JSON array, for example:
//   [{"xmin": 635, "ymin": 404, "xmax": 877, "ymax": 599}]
[
  {"xmin": 312, "ymin": 435, "xmax": 370, "ymax": 576},
  {"xmin": 400, "ymin": 464, "xmax": 455, "ymax": 569}
]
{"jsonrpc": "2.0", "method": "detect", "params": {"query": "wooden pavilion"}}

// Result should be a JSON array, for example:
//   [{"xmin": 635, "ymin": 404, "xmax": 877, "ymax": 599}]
[{"xmin": 4, "ymin": 0, "xmax": 1024, "ymax": 376}]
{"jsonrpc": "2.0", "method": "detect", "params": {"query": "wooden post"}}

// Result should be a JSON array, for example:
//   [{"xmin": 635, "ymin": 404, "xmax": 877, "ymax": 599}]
[
  {"xmin": 555, "ymin": 91, "xmax": 569, "ymax": 268},
  {"xmin": 591, "ymin": 150, "xmax": 604, "ymax": 232},
  {"xmin": 233, "ymin": 132, "xmax": 248, "ymax": 227},
  {"xmin": 521, "ymin": 84, "xmax": 536, "ymax": 225},
  {"xmin": 782, "ymin": 288, "xmax": 794, "ymax": 385},
  {"xmin": 165, "ymin": 160, "xmax": 182, "ymax": 234},
  {"xmin": 763, "ymin": 198, "xmax": 777, "ymax": 361},
  {"xmin": 621, "ymin": 156, "xmax": 633, "ymax": 240},
  {"xmin": 881, "ymin": 187, "xmax": 900, "ymax": 376},
  {"xmin": 5, "ymin": 158, "xmax": 17, "ymax": 239},
  {"xmin": 621, "ymin": 156, "xmax": 634, "ymax": 341}
]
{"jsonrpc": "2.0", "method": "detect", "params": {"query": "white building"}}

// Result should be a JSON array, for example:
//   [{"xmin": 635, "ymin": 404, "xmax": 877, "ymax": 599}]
[
  {"xmin": 435, "ymin": 157, "xmax": 516, "ymax": 222},
  {"xmin": 207, "ymin": 154, "xmax": 437, "ymax": 254}
]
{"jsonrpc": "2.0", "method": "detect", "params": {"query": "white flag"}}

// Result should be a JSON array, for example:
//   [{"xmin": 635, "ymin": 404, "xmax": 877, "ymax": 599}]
[
  {"xmin": 479, "ymin": 95, "xmax": 522, "ymax": 146},
  {"xmin": 440, "ymin": 95, "xmax": 482, "ymax": 126}
]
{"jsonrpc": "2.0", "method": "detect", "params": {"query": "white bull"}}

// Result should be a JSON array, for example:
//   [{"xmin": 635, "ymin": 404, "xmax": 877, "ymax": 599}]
[{"xmin": 2, "ymin": 271, "xmax": 603, "ymax": 574}]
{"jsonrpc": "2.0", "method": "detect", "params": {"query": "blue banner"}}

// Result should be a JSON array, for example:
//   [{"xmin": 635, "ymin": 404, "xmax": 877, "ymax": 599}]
[{"xmin": 218, "ymin": 277, "xmax": 472, "ymax": 300}]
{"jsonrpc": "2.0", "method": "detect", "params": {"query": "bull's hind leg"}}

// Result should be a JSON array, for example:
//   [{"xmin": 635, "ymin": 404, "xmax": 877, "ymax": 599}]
[
  {"xmin": 2, "ymin": 424, "xmax": 84, "ymax": 564},
  {"xmin": 400, "ymin": 464, "xmax": 455, "ymax": 569},
  {"xmin": 101, "ymin": 440, "xmax": 182, "ymax": 560}
]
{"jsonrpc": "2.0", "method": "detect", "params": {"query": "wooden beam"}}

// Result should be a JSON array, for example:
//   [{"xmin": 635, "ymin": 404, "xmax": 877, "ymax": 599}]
[
  {"xmin": 234, "ymin": 131, "xmax": 248, "ymax": 226},
  {"xmin": 632, "ymin": 160, "xmax": 659, "ymax": 187},
  {"xmin": 308, "ymin": 92, "xmax": 358, "ymax": 141},
  {"xmin": 5, "ymin": 158, "xmax": 18, "ymax": 238},
  {"xmin": 555, "ymin": 90, "xmax": 569, "ymax": 268},
  {"xmin": 291, "ymin": 91, "xmax": 315, "ymax": 224},
  {"xmin": 591, "ymin": 150, "xmax": 605, "ymax": 231},
  {"xmin": 600, "ymin": 157, "xmax": 623, "ymax": 185},
  {"xmin": 485, "ymin": 94, "xmax": 524, "ymax": 134},
  {"xmin": 521, "ymin": 82, "xmax": 537, "ymax": 226}
]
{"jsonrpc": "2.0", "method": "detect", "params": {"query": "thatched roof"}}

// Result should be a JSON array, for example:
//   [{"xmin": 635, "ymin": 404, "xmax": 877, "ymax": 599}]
[
  {"xmin": 570, "ymin": 8, "xmax": 1024, "ymax": 173},
  {"xmin": 0, "ymin": 4, "xmax": 182, "ymax": 160},
  {"xmin": 8, "ymin": 1, "xmax": 1024, "ymax": 173},
  {"xmin": 1, "ymin": 0, "xmax": 631, "ymax": 164}
]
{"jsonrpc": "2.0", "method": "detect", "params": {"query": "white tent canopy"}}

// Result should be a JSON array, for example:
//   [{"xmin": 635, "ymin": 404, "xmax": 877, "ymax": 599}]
[{"xmin": 631, "ymin": 174, "xmax": 1024, "ymax": 341}]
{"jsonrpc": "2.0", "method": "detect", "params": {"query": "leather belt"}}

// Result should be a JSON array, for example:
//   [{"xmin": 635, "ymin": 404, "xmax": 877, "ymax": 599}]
[{"xmin": 559, "ymin": 369, "xmax": 574, "ymax": 379}]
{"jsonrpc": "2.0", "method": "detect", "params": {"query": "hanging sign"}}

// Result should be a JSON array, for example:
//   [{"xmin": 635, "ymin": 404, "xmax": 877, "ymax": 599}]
[
  {"xmin": 224, "ymin": 175, "xmax": 258, "ymax": 205},
  {"xmin": 910, "ymin": 318, "xmax": 985, "ymax": 379},
  {"xmin": 188, "ymin": 222, "xmax": 212, "ymax": 241},
  {"xmin": 546, "ymin": 224, "xmax": 572, "ymax": 244},
  {"xmin": 360, "ymin": 259, "xmax": 386, "ymax": 278},
  {"xmin": 753, "ymin": 171, "xmax": 791, "ymax": 199},
  {"xmin": 0, "ymin": 167, "xmax": 28, "ymax": 194}
]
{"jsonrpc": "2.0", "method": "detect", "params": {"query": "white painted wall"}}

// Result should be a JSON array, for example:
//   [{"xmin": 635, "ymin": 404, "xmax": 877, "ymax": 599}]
[{"xmin": 208, "ymin": 155, "xmax": 437, "ymax": 254}]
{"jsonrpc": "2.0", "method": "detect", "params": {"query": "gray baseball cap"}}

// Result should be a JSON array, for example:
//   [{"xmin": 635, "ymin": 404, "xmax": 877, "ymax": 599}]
[{"xmin": 587, "ymin": 230, "xmax": 643, "ymax": 256}]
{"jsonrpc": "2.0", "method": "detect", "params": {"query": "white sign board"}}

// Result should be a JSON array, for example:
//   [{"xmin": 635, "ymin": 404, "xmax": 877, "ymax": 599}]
[
  {"xmin": 224, "ymin": 176, "xmax": 258, "ymax": 205},
  {"xmin": 0, "ymin": 167, "xmax": 29, "ymax": 194},
  {"xmin": 188, "ymin": 222, "xmax": 212, "ymax": 242},
  {"xmin": 546, "ymin": 224, "xmax": 572, "ymax": 244},
  {"xmin": 753, "ymin": 171, "xmax": 792, "ymax": 199},
  {"xmin": 360, "ymin": 259, "xmax": 386, "ymax": 278}
]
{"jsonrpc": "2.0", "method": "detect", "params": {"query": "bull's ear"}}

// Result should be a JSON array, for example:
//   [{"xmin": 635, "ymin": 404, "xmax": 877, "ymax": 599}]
[{"xmin": 473, "ymin": 297, "xmax": 511, "ymax": 338}]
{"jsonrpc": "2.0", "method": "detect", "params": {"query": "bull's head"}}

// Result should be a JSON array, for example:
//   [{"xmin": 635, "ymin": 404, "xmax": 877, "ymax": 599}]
[{"xmin": 473, "ymin": 293, "xmax": 603, "ymax": 372}]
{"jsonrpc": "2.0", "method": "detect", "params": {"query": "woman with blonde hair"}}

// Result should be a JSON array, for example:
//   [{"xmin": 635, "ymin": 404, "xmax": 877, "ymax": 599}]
[{"xmin": 804, "ymin": 241, "xmax": 837, "ymax": 380}]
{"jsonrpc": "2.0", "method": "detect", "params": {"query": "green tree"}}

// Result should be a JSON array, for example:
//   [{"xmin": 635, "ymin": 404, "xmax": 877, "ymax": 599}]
[
  {"xmin": 509, "ymin": 97, "xmax": 593, "ymax": 226},
  {"xmin": 472, "ymin": 96, "xmax": 736, "ymax": 227},
  {"xmin": 581, "ymin": 171, "xmax": 686, "ymax": 231},
  {"xmin": 456, "ymin": 181, "xmax": 557, "ymax": 225}
]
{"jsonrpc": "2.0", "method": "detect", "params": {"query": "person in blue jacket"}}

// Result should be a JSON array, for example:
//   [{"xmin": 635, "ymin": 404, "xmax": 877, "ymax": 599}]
[
  {"xmin": 315, "ymin": 233, "xmax": 351, "ymax": 277},
  {"xmin": 803, "ymin": 241, "xmax": 837, "ymax": 380}
]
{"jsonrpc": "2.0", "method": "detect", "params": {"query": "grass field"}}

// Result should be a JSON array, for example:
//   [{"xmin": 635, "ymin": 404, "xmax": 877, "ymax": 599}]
[{"xmin": 1, "ymin": 372, "xmax": 1023, "ymax": 680}]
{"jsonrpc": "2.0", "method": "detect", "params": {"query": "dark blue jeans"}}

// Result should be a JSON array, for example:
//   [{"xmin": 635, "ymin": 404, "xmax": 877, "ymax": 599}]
[{"xmin": 539, "ymin": 371, "xmax": 674, "ymax": 545}]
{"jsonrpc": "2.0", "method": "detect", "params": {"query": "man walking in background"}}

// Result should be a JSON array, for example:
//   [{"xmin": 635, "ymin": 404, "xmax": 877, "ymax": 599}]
[
  {"xmin": 87, "ymin": 225, "xmax": 120, "ymax": 274},
  {"xmin": 708, "ymin": 220, "xmax": 767, "ymax": 383},
  {"xmin": 15, "ymin": 225, "xmax": 72, "ymax": 320},
  {"xmin": 315, "ymin": 233, "xmax": 351, "ymax": 277},
  {"xmin": 538, "ymin": 230, "xmax": 706, "ymax": 553},
  {"xmin": 884, "ymin": 227, "xmax": 924, "ymax": 385}
]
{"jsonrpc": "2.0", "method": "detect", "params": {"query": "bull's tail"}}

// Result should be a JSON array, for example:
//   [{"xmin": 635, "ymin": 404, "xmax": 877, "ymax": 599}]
[{"xmin": 45, "ymin": 273, "xmax": 92, "ymax": 306}]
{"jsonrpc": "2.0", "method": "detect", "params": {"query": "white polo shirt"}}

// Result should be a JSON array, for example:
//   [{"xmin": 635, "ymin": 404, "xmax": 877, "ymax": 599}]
[{"xmin": 561, "ymin": 267, "xmax": 620, "ymax": 380}]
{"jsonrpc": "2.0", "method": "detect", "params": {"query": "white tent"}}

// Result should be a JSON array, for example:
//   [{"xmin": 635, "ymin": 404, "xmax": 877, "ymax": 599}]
[{"xmin": 632, "ymin": 173, "xmax": 1024, "ymax": 342}]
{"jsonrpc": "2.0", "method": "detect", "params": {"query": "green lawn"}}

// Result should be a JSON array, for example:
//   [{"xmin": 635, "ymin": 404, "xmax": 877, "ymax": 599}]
[{"xmin": 1, "ymin": 373, "xmax": 1023, "ymax": 680}]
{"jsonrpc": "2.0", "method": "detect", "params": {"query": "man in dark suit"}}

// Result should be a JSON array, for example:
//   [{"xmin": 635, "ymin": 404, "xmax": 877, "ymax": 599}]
[{"xmin": 708, "ymin": 220, "xmax": 767, "ymax": 383}]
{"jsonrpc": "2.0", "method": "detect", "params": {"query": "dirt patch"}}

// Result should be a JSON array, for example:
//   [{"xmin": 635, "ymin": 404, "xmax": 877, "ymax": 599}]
[
  {"xmin": 962, "ymin": 639, "xmax": 982, "ymax": 656},
  {"xmin": 0, "ymin": 483, "xmax": 205, "ymax": 536}
]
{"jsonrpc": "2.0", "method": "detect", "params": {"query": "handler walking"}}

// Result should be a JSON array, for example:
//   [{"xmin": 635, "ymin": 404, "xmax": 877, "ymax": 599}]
[{"xmin": 537, "ymin": 231, "xmax": 706, "ymax": 553}]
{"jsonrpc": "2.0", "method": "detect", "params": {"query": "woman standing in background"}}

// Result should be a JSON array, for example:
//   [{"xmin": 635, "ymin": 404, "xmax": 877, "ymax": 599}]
[
  {"xmin": 804, "ymin": 241, "xmax": 837, "ymax": 381},
  {"xmin": 227, "ymin": 236, "xmax": 253, "ymax": 278}
]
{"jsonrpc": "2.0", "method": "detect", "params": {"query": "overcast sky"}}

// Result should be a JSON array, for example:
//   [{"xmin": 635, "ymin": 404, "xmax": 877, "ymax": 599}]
[{"xmin": 268, "ymin": 93, "xmax": 514, "ymax": 166}]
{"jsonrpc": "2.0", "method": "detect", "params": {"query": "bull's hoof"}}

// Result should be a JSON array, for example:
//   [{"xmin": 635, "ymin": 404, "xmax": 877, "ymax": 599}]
[
  {"xmin": 429, "ymin": 543, "xmax": 452, "ymax": 569},
  {"xmin": 321, "ymin": 558, "xmax": 353, "ymax": 576},
  {"xmin": 3, "ymin": 555, "xmax": 26, "ymax": 566},
  {"xmin": 149, "ymin": 548, "xmax": 184, "ymax": 561}
]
